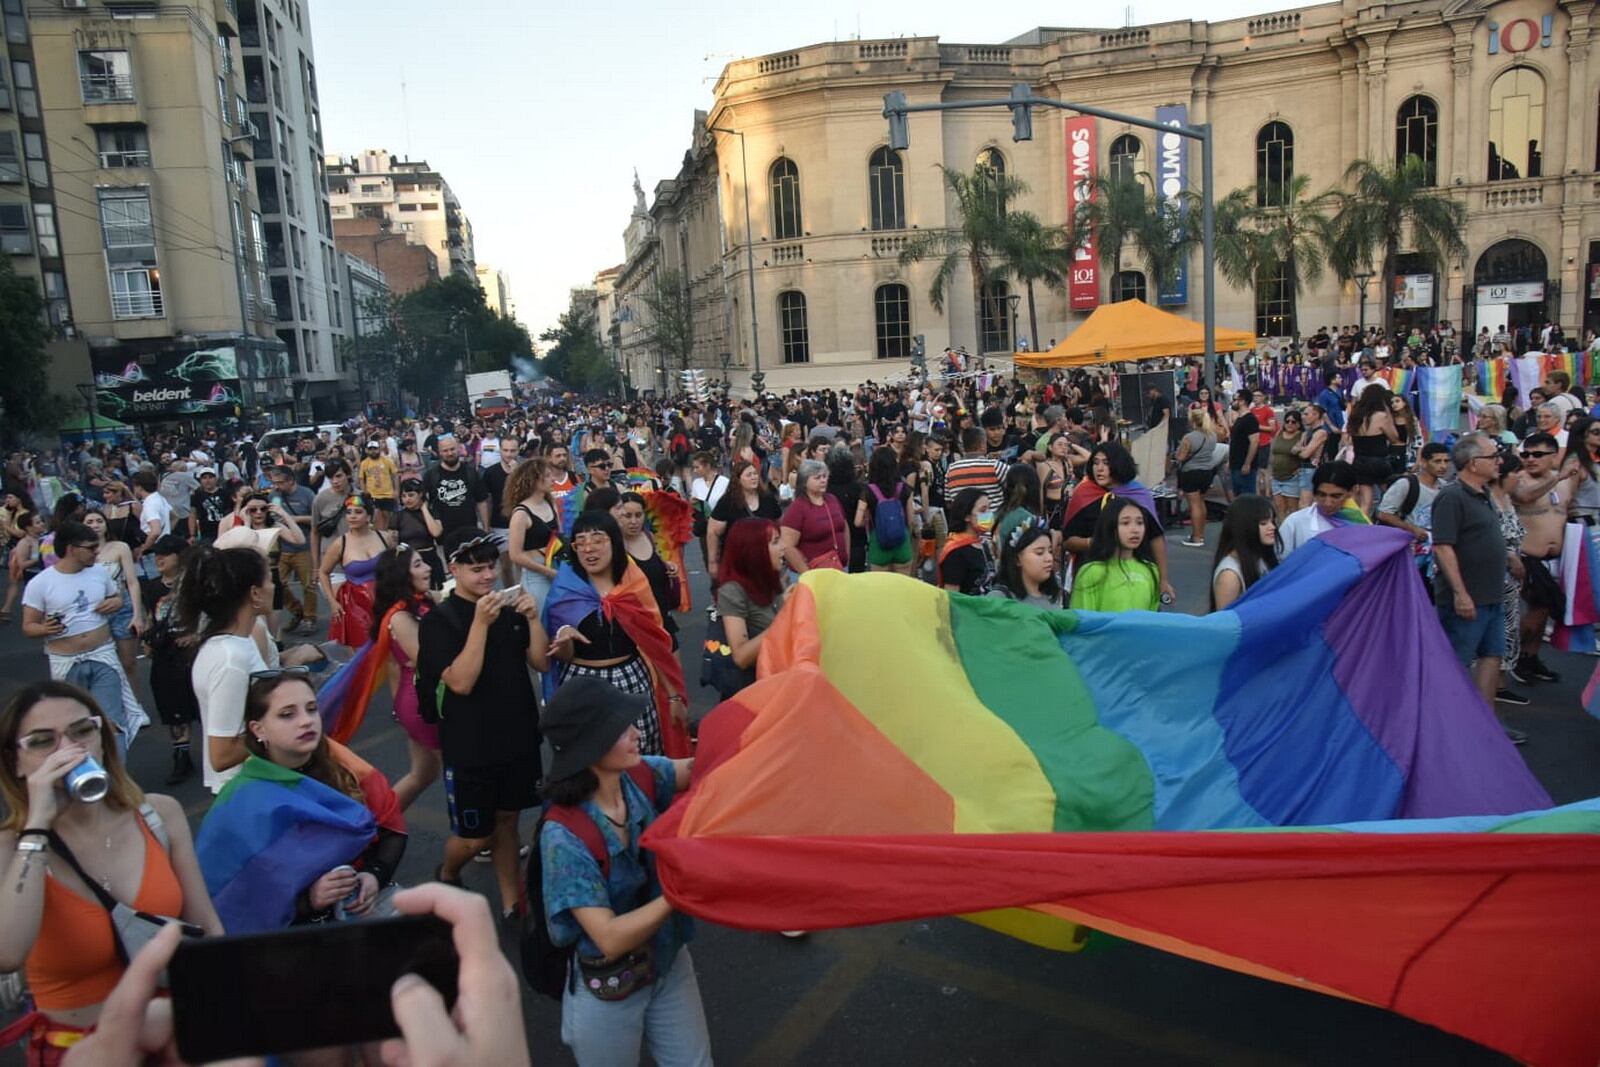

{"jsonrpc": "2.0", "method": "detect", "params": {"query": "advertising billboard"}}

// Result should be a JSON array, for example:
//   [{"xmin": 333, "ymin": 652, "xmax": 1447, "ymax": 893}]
[
  {"xmin": 1066, "ymin": 115, "xmax": 1099, "ymax": 311},
  {"xmin": 1154, "ymin": 104, "xmax": 1188, "ymax": 306}
]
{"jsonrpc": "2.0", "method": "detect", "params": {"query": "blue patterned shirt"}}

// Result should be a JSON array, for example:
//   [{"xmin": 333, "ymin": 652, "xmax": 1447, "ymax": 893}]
[{"xmin": 539, "ymin": 756, "xmax": 693, "ymax": 976}]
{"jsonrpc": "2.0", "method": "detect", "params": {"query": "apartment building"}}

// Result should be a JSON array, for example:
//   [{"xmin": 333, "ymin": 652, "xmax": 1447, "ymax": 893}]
[
  {"xmin": 24, "ymin": 0, "xmax": 293, "ymax": 423},
  {"xmin": 475, "ymin": 261, "xmax": 510, "ymax": 317},
  {"xmin": 326, "ymin": 149, "xmax": 476, "ymax": 282},
  {"xmin": 238, "ymin": 0, "xmax": 350, "ymax": 418},
  {"xmin": 338, "ymin": 249, "xmax": 393, "ymax": 412},
  {"xmin": 0, "ymin": 0, "xmax": 89, "ymax": 400}
]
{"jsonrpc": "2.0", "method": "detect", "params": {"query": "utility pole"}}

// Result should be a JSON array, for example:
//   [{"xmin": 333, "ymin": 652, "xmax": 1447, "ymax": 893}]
[{"xmin": 708, "ymin": 125, "xmax": 763, "ymax": 395}]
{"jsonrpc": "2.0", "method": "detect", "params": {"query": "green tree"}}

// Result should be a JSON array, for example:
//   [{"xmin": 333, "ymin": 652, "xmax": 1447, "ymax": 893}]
[
  {"xmin": 1062, "ymin": 173, "xmax": 1151, "ymax": 290},
  {"xmin": 1328, "ymin": 157, "xmax": 1467, "ymax": 338},
  {"xmin": 1214, "ymin": 174, "xmax": 1339, "ymax": 336},
  {"xmin": 539, "ymin": 297, "xmax": 617, "ymax": 395},
  {"xmin": 995, "ymin": 212, "xmax": 1072, "ymax": 353},
  {"xmin": 0, "ymin": 255, "xmax": 67, "ymax": 443},
  {"xmin": 641, "ymin": 269, "xmax": 694, "ymax": 375},
  {"xmin": 386, "ymin": 274, "xmax": 534, "ymax": 404},
  {"xmin": 898, "ymin": 164, "xmax": 1023, "ymax": 357}
]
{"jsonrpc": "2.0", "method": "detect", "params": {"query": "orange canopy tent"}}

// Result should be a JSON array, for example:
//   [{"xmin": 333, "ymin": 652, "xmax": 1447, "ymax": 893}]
[{"xmin": 1014, "ymin": 298, "xmax": 1256, "ymax": 368}]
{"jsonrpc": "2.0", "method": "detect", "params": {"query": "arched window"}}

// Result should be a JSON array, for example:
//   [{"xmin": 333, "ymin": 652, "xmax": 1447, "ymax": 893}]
[
  {"xmin": 975, "ymin": 147, "xmax": 1005, "ymax": 179},
  {"xmin": 1395, "ymin": 96, "xmax": 1439, "ymax": 186},
  {"xmin": 1473, "ymin": 238, "xmax": 1547, "ymax": 286},
  {"xmin": 778, "ymin": 290, "xmax": 809, "ymax": 363},
  {"xmin": 1113, "ymin": 270, "xmax": 1147, "ymax": 303},
  {"xmin": 874, "ymin": 283, "xmax": 911, "ymax": 359},
  {"xmin": 1108, "ymin": 134, "xmax": 1141, "ymax": 185},
  {"xmin": 979, "ymin": 280, "xmax": 1011, "ymax": 353},
  {"xmin": 769, "ymin": 158, "xmax": 802, "ymax": 240},
  {"xmin": 1255, "ymin": 121, "xmax": 1294, "ymax": 207},
  {"xmin": 1488, "ymin": 68, "xmax": 1545, "ymax": 181},
  {"xmin": 868, "ymin": 147, "xmax": 904, "ymax": 231},
  {"xmin": 1255, "ymin": 261, "xmax": 1294, "ymax": 337}
]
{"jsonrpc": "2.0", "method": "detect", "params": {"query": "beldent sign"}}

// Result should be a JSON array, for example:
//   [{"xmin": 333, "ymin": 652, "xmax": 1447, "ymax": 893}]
[{"xmin": 1066, "ymin": 116, "xmax": 1099, "ymax": 311}]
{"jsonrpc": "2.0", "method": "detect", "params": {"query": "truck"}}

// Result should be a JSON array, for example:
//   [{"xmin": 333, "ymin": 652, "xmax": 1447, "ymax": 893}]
[{"xmin": 464, "ymin": 370, "xmax": 514, "ymax": 418}]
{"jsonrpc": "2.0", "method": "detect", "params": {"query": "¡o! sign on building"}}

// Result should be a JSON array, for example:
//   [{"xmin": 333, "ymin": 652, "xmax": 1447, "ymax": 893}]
[{"xmin": 1486, "ymin": 14, "xmax": 1553, "ymax": 54}]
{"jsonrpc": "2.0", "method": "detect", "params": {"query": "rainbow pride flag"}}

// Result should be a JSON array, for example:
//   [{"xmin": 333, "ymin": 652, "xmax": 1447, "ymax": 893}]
[{"xmin": 644, "ymin": 527, "xmax": 1599, "ymax": 1067}]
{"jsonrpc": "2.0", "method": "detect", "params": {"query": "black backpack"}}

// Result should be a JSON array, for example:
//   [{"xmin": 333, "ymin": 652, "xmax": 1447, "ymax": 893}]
[
  {"xmin": 413, "ymin": 602, "xmax": 466, "ymax": 725},
  {"xmin": 520, "ymin": 765, "xmax": 658, "ymax": 999},
  {"xmin": 1392, "ymin": 473, "xmax": 1422, "ymax": 521}
]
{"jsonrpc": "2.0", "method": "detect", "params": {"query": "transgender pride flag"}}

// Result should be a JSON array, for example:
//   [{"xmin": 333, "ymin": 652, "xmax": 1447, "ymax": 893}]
[{"xmin": 1415, "ymin": 365, "xmax": 1462, "ymax": 441}]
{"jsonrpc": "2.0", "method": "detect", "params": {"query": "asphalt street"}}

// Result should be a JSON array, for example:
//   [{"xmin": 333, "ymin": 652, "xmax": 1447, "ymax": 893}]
[{"xmin": 2, "ymin": 525, "xmax": 1597, "ymax": 1065}]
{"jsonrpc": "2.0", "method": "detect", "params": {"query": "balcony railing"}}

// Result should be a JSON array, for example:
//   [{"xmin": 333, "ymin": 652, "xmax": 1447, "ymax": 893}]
[
  {"xmin": 870, "ymin": 234, "xmax": 907, "ymax": 256},
  {"xmin": 351, "ymin": 188, "xmax": 389, "ymax": 200},
  {"xmin": 770, "ymin": 242, "xmax": 804, "ymax": 264},
  {"xmin": 100, "ymin": 149, "xmax": 151, "ymax": 168},
  {"xmin": 82, "ymin": 74, "xmax": 135, "ymax": 103},
  {"xmin": 1483, "ymin": 179, "xmax": 1545, "ymax": 210},
  {"xmin": 111, "ymin": 290, "xmax": 163, "ymax": 319}
]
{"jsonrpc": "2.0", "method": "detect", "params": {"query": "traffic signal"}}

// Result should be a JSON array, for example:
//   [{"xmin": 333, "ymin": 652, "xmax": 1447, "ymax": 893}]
[
  {"xmin": 884, "ymin": 91, "xmax": 910, "ymax": 151},
  {"xmin": 1009, "ymin": 83, "xmax": 1034, "ymax": 142}
]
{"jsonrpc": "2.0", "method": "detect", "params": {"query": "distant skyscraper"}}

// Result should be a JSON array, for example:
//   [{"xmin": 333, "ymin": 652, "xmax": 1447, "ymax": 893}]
[{"xmin": 475, "ymin": 263, "xmax": 510, "ymax": 317}]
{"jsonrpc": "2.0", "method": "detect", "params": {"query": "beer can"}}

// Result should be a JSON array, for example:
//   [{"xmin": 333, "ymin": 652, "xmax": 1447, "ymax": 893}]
[{"xmin": 64, "ymin": 756, "xmax": 109, "ymax": 803}]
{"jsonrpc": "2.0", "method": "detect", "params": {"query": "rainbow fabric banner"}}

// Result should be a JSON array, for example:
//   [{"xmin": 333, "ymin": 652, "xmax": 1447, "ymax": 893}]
[
  {"xmin": 1415, "ymin": 365, "xmax": 1462, "ymax": 442},
  {"xmin": 643, "ymin": 527, "xmax": 1599, "ymax": 1067}
]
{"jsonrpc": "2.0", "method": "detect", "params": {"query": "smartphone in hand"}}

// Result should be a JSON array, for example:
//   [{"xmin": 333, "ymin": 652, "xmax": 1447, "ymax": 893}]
[{"xmin": 170, "ymin": 915, "xmax": 458, "ymax": 1061}]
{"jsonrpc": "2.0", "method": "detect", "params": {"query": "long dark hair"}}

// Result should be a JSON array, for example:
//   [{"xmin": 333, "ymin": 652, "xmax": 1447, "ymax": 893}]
[
  {"xmin": 999, "ymin": 463, "xmax": 1042, "ymax": 516},
  {"xmin": 1086, "ymin": 442, "xmax": 1138, "ymax": 487},
  {"xmin": 177, "ymin": 544, "xmax": 268, "ymax": 642},
  {"xmin": 866, "ymin": 446, "xmax": 900, "ymax": 497},
  {"xmin": 995, "ymin": 522, "xmax": 1061, "ymax": 603},
  {"xmin": 242, "ymin": 675, "xmax": 362, "ymax": 802},
  {"xmin": 1569, "ymin": 415, "xmax": 1599, "ymax": 479},
  {"xmin": 370, "ymin": 545, "xmax": 427, "ymax": 641},
  {"xmin": 1350, "ymin": 383, "xmax": 1393, "ymax": 431},
  {"xmin": 1083, "ymin": 496, "xmax": 1157, "ymax": 567},
  {"xmin": 1210, "ymin": 495, "xmax": 1279, "ymax": 610},
  {"xmin": 567, "ymin": 510, "xmax": 628, "ymax": 584}
]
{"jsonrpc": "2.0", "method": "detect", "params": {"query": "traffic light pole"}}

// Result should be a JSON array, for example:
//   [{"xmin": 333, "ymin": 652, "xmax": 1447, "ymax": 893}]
[
  {"xmin": 884, "ymin": 87, "xmax": 1218, "ymax": 389},
  {"xmin": 708, "ymin": 125, "xmax": 764, "ymax": 397}
]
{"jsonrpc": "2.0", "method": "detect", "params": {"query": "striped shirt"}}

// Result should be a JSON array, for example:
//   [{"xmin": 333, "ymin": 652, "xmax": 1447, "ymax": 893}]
[{"xmin": 944, "ymin": 455, "xmax": 1009, "ymax": 512}]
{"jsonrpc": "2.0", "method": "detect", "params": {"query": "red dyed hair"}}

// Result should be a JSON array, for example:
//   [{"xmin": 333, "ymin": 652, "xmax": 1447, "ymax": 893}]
[{"xmin": 717, "ymin": 518, "xmax": 782, "ymax": 606}]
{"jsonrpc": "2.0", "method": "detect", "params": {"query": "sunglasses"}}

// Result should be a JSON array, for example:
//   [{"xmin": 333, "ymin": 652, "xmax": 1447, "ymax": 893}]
[
  {"xmin": 17, "ymin": 715, "xmax": 103, "ymax": 754},
  {"xmin": 1520, "ymin": 450, "xmax": 1557, "ymax": 459},
  {"xmin": 249, "ymin": 666, "xmax": 313, "ymax": 682}
]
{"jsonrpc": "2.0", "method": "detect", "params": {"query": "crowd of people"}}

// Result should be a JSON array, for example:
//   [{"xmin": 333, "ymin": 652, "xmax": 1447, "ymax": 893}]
[{"xmin": 0, "ymin": 333, "xmax": 1588, "ymax": 1062}]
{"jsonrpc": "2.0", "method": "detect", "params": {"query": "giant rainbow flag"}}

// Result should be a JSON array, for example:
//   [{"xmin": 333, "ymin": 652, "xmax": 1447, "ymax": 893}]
[{"xmin": 644, "ymin": 526, "xmax": 1600, "ymax": 1066}]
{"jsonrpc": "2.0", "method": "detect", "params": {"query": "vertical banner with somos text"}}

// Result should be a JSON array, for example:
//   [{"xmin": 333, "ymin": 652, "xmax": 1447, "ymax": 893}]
[
  {"xmin": 1066, "ymin": 115, "xmax": 1099, "ymax": 311},
  {"xmin": 1154, "ymin": 104, "xmax": 1189, "ymax": 307}
]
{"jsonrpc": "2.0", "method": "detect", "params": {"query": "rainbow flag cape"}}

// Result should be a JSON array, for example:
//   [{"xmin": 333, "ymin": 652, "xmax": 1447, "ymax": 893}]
[
  {"xmin": 643, "ymin": 527, "xmax": 1600, "ymax": 1067},
  {"xmin": 315, "ymin": 601, "xmax": 411, "ymax": 743},
  {"xmin": 622, "ymin": 466, "xmax": 663, "ymax": 491},
  {"xmin": 195, "ymin": 754, "xmax": 379, "ymax": 933},
  {"xmin": 552, "ymin": 484, "xmax": 587, "ymax": 538},
  {"xmin": 1550, "ymin": 523, "xmax": 1600, "ymax": 653}
]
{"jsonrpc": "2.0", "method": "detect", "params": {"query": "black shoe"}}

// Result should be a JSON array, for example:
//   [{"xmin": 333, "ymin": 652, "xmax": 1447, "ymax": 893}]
[
  {"xmin": 1502, "ymin": 725, "xmax": 1529, "ymax": 746},
  {"xmin": 1523, "ymin": 656, "xmax": 1560, "ymax": 683},
  {"xmin": 165, "ymin": 747, "xmax": 194, "ymax": 785},
  {"xmin": 1506, "ymin": 663, "xmax": 1533, "ymax": 685},
  {"xmin": 1494, "ymin": 688, "xmax": 1530, "ymax": 706}
]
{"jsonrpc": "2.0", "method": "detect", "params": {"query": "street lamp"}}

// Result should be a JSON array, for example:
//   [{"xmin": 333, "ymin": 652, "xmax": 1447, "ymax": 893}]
[
  {"xmin": 1006, "ymin": 292, "xmax": 1021, "ymax": 351},
  {"xmin": 1354, "ymin": 270, "xmax": 1374, "ymax": 335},
  {"xmin": 75, "ymin": 382, "xmax": 98, "ymax": 446},
  {"xmin": 707, "ymin": 124, "xmax": 764, "ymax": 396},
  {"xmin": 884, "ymin": 85, "xmax": 1219, "ymax": 387}
]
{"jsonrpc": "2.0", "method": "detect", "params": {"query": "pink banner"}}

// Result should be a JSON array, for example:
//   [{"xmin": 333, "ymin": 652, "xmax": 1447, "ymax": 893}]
[{"xmin": 1066, "ymin": 116, "xmax": 1099, "ymax": 311}]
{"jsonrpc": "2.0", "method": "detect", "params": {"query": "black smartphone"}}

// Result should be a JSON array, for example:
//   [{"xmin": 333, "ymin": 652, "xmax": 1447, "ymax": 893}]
[{"xmin": 169, "ymin": 914, "xmax": 458, "ymax": 1062}]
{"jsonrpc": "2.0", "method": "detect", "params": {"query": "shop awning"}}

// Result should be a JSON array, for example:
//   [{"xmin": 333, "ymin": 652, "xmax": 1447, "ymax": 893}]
[{"xmin": 1014, "ymin": 299, "xmax": 1256, "ymax": 368}]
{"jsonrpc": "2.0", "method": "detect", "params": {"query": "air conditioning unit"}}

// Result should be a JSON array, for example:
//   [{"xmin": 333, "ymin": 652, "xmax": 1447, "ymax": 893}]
[{"xmin": 245, "ymin": 121, "xmax": 261, "ymax": 139}]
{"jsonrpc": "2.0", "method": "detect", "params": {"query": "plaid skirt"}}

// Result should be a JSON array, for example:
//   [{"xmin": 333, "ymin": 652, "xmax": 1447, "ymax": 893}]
[{"xmin": 557, "ymin": 655, "xmax": 662, "ymax": 755}]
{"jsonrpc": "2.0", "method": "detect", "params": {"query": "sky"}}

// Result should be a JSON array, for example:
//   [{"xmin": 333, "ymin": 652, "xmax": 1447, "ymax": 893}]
[{"xmin": 309, "ymin": 0, "xmax": 1292, "ymax": 344}]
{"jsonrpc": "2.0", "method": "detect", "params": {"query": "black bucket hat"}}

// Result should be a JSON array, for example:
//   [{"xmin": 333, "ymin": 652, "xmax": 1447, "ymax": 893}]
[{"xmin": 542, "ymin": 676, "xmax": 645, "ymax": 781}]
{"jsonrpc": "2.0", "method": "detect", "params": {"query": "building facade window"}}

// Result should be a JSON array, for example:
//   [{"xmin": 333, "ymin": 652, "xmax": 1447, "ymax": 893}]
[
  {"xmin": 1108, "ymin": 134, "xmax": 1141, "ymax": 184},
  {"xmin": 12, "ymin": 60, "xmax": 36, "ymax": 117},
  {"xmin": 868, "ymin": 146, "xmax": 904, "ymax": 231},
  {"xmin": 98, "ymin": 187, "xmax": 161, "ymax": 318},
  {"xmin": 0, "ymin": 203, "xmax": 31, "ymax": 255},
  {"xmin": 874, "ymin": 283, "xmax": 911, "ymax": 358},
  {"xmin": 41, "ymin": 270, "xmax": 69, "ymax": 327},
  {"xmin": 979, "ymin": 281, "xmax": 1012, "ymax": 353},
  {"xmin": 770, "ymin": 157, "xmax": 802, "ymax": 240},
  {"xmin": 1113, "ymin": 270, "xmax": 1147, "ymax": 303},
  {"xmin": 0, "ymin": 59, "xmax": 10, "ymax": 111},
  {"xmin": 79, "ymin": 50, "xmax": 133, "ymax": 103},
  {"xmin": 100, "ymin": 127, "xmax": 150, "ymax": 169},
  {"xmin": 1255, "ymin": 260, "xmax": 1294, "ymax": 337},
  {"xmin": 1487, "ymin": 67, "xmax": 1544, "ymax": 181},
  {"xmin": 976, "ymin": 147, "xmax": 1005, "ymax": 179},
  {"xmin": 109, "ymin": 267, "xmax": 162, "ymax": 319},
  {"xmin": 778, "ymin": 290, "xmax": 809, "ymax": 363},
  {"xmin": 0, "ymin": 130, "xmax": 19, "ymax": 183},
  {"xmin": 1256, "ymin": 121, "xmax": 1294, "ymax": 207},
  {"xmin": 1396, "ymin": 95, "xmax": 1439, "ymax": 186},
  {"xmin": 22, "ymin": 133, "xmax": 45, "ymax": 187},
  {"xmin": 2, "ymin": 0, "xmax": 28, "ymax": 45},
  {"xmin": 32, "ymin": 203, "xmax": 57, "ymax": 257}
]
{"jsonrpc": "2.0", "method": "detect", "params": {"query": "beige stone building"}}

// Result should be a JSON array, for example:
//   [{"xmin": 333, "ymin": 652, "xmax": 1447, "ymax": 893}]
[
  {"xmin": 476, "ymin": 262, "xmax": 511, "ymax": 317},
  {"xmin": 24, "ymin": 0, "xmax": 295, "ymax": 423},
  {"xmin": 638, "ymin": 0, "xmax": 1600, "ymax": 392},
  {"xmin": 327, "ymin": 150, "xmax": 477, "ymax": 282}
]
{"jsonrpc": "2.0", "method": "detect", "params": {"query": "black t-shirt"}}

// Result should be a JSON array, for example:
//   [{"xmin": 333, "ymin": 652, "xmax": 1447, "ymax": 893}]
[
  {"xmin": 416, "ymin": 594, "xmax": 540, "ymax": 768},
  {"xmin": 482, "ymin": 463, "xmax": 512, "ymax": 529},
  {"xmin": 1227, "ymin": 412, "xmax": 1261, "ymax": 470},
  {"xmin": 423, "ymin": 462, "xmax": 487, "ymax": 537},
  {"xmin": 1145, "ymin": 397, "xmax": 1171, "ymax": 430},
  {"xmin": 940, "ymin": 543, "xmax": 989, "ymax": 595},
  {"xmin": 189, "ymin": 488, "xmax": 230, "ymax": 539},
  {"xmin": 710, "ymin": 491, "xmax": 782, "ymax": 526}
]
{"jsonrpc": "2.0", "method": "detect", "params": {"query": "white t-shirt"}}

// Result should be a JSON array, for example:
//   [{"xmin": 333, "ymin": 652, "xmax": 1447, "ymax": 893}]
[
  {"xmin": 192, "ymin": 621, "xmax": 279, "ymax": 793},
  {"xmin": 137, "ymin": 492, "xmax": 172, "ymax": 540},
  {"xmin": 1276, "ymin": 506, "xmax": 1337, "ymax": 558},
  {"xmin": 22, "ymin": 564, "xmax": 116, "ymax": 640},
  {"xmin": 691, "ymin": 473, "xmax": 729, "ymax": 515}
]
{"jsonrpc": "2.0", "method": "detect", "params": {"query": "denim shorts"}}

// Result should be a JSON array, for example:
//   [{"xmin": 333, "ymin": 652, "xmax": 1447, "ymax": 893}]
[
  {"xmin": 1438, "ymin": 599, "xmax": 1506, "ymax": 665},
  {"xmin": 1270, "ymin": 469, "xmax": 1311, "ymax": 497},
  {"xmin": 109, "ymin": 599, "xmax": 136, "ymax": 641}
]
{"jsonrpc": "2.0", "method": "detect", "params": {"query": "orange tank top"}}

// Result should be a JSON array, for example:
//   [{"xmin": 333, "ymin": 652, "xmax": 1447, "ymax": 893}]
[{"xmin": 25, "ymin": 813, "xmax": 185, "ymax": 1011}]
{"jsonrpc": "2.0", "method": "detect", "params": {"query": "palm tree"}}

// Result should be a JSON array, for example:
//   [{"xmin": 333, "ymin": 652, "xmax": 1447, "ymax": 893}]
[
  {"xmin": 995, "ymin": 212, "xmax": 1072, "ymax": 351},
  {"xmin": 1132, "ymin": 191, "xmax": 1200, "ymax": 301},
  {"xmin": 1329, "ymin": 156, "xmax": 1467, "ymax": 338},
  {"xmin": 898, "ymin": 164, "xmax": 1023, "ymax": 358},
  {"xmin": 1061, "ymin": 173, "xmax": 1150, "ymax": 293},
  {"xmin": 1214, "ymin": 174, "xmax": 1338, "ymax": 337}
]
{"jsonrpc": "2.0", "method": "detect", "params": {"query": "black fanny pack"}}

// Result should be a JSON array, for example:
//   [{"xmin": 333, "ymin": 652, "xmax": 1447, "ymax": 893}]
[{"xmin": 575, "ymin": 945, "xmax": 655, "ymax": 1001}]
